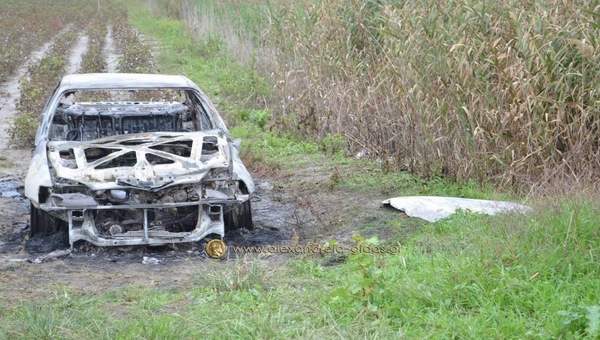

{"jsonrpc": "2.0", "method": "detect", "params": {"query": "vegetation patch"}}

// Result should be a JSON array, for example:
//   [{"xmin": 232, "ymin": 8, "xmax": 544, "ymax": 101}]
[
  {"xmin": 113, "ymin": 11, "xmax": 154, "ymax": 73},
  {"xmin": 173, "ymin": 0, "xmax": 600, "ymax": 189},
  {"xmin": 9, "ymin": 29, "xmax": 78, "ymax": 145},
  {"xmin": 79, "ymin": 15, "xmax": 109, "ymax": 73},
  {"xmin": 0, "ymin": 0, "xmax": 74, "ymax": 80}
]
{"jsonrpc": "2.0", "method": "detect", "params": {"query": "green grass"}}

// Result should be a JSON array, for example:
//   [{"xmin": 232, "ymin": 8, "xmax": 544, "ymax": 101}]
[
  {"xmin": 1, "ymin": 2, "xmax": 598, "ymax": 339},
  {"xmin": 3, "ymin": 202, "xmax": 599, "ymax": 338},
  {"xmin": 130, "ymin": 12, "xmax": 266, "ymax": 112}
]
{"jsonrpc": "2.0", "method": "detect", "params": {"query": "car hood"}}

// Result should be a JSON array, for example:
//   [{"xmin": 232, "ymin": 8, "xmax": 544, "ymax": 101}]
[{"xmin": 47, "ymin": 131, "xmax": 231, "ymax": 191}]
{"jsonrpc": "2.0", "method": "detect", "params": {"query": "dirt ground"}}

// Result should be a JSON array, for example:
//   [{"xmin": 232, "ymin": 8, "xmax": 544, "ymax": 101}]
[
  {"xmin": 0, "ymin": 152, "xmax": 393, "ymax": 306},
  {"xmin": 0, "ymin": 174, "xmax": 307, "ymax": 305},
  {"xmin": 0, "ymin": 30, "xmax": 395, "ymax": 307}
]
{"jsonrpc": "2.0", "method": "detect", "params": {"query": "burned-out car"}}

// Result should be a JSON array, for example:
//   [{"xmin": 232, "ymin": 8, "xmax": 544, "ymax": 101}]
[{"xmin": 25, "ymin": 73, "xmax": 254, "ymax": 247}]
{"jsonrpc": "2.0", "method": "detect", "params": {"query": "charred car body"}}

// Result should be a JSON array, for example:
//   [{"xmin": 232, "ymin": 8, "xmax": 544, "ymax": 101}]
[{"xmin": 25, "ymin": 73, "xmax": 254, "ymax": 247}]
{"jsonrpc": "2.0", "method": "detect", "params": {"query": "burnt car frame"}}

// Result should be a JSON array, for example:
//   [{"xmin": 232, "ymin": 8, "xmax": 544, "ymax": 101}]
[{"xmin": 25, "ymin": 73, "xmax": 254, "ymax": 248}]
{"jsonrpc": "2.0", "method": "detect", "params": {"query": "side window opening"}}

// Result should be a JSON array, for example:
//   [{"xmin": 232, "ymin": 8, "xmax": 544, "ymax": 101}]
[
  {"xmin": 186, "ymin": 90, "xmax": 213, "ymax": 131},
  {"xmin": 198, "ymin": 106, "xmax": 213, "ymax": 131}
]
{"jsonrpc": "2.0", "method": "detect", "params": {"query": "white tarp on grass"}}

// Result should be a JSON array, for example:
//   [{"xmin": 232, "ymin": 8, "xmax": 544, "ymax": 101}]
[{"xmin": 382, "ymin": 196, "xmax": 531, "ymax": 222}]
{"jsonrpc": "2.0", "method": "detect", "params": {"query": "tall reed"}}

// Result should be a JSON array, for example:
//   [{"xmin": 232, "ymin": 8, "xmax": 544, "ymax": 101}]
[{"xmin": 174, "ymin": 0, "xmax": 600, "ymax": 189}]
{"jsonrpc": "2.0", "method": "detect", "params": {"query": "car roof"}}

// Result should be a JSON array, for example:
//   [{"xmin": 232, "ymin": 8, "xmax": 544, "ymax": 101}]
[{"xmin": 58, "ymin": 73, "xmax": 199, "ymax": 90}]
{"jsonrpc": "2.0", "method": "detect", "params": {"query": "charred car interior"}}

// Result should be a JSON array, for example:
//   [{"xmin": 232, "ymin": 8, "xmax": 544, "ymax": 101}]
[{"xmin": 25, "ymin": 74, "xmax": 255, "ymax": 248}]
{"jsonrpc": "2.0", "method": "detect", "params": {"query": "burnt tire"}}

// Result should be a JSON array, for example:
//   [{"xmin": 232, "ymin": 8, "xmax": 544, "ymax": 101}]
[
  {"xmin": 30, "ymin": 203, "xmax": 65, "ymax": 236},
  {"xmin": 224, "ymin": 199, "xmax": 253, "ymax": 231}
]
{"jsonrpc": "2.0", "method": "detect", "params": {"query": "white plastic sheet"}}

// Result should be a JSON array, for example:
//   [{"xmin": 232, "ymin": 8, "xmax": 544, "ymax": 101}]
[{"xmin": 382, "ymin": 196, "xmax": 531, "ymax": 222}]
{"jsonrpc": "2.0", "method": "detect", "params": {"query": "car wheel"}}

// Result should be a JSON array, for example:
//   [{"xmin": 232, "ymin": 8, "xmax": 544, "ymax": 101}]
[
  {"xmin": 30, "ymin": 203, "xmax": 65, "ymax": 236},
  {"xmin": 224, "ymin": 199, "xmax": 253, "ymax": 231}
]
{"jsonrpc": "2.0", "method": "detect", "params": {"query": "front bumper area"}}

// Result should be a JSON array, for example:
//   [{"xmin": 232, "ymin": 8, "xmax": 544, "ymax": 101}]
[{"xmin": 39, "ymin": 195, "xmax": 248, "ymax": 248}]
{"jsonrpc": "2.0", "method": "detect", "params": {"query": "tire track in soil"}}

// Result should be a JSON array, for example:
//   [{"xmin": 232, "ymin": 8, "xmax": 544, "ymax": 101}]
[
  {"xmin": 104, "ymin": 25, "xmax": 119, "ymax": 73},
  {"xmin": 0, "ymin": 40, "xmax": 55, "ymax": 150},
  {"xmin": 67, "ymin": 33, "xmax": 89, "ymax": 74}
]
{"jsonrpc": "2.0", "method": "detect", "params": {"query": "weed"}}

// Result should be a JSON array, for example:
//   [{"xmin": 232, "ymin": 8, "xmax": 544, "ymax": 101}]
[
  {"xmin": 327, "ymin": 167, "xmax": 342, "ymax": 191},
  {"xmin": 194, "ymin": 257, "xmax": 268, "ymax": 293},
  {"xmin": 559, "ymin": 305, "xmax": 600, "ymax": 338},
  {"xmin": 19, "ymin": 305, "xmax": 62, "ymax": 339},
  {"xmin": 321, "ymin": 133, "xmax": 348, "ymax": 156},
  {"xmin": 330, "ymin": 235, "xmax": 388, "ymax": 313},
  {"xmin": 249, "ymin": 109, "xmax": 271, "ymax": 130}
]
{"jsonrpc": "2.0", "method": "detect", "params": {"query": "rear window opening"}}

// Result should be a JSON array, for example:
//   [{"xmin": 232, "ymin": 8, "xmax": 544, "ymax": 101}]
[{"xmin": 49, "ymin": 89, "xmax": 214, "ymax": 141}]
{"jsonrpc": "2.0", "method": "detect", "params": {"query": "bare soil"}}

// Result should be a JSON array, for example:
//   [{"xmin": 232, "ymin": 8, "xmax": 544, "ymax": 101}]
[
  {"xmin": 0, "ymin": 176, "xmax": 303, "ymax": 306},
  {"xmin": 104, "ymin": 25, "xmax": 119, "ymax": 72},
  {"xmin": 66, "ymin": 33, "xmax": 89, "ymax": 74}
]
